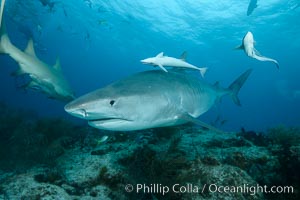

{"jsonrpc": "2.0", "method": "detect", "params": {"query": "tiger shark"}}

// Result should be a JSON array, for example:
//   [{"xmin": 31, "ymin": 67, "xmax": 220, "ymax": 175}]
[
  {"xmin": 64, "ymin": 69, "xmax": 252, "ymax": 131},
  {"xmin": 141, "ymin": 52, "xmax": 207, "ymax": 77},
  {"xmin": 236, "ymin": 31, "xmax": 279, "ymax": 69},
  {"xmin": 0, "ymin": 0, "xmax": 75, "ymax": 101}
]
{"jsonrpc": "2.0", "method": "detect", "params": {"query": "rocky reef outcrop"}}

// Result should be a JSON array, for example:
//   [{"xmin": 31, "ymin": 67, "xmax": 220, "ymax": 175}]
[{"xmin": 0, "ymin": 103, "xmax": 299, "ymax": 199}]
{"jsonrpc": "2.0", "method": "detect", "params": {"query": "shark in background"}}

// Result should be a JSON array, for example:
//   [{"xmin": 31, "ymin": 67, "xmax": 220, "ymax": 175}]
[
  {"xmin": 247, "ymin": 0, "xmax": 258, "ymax": 16},
  {"xmin": 141, "ymin": 52, "xmax": 207, "ymax": 78},
  {"xmin": 236, "ymin": 31, "xmax": 279, "ymax": 69},
  {"xmin": 0, "ymin": 0, "xmax": 75, "ymax": 102},
  {"xmin": 64, "ymin": 69, "xmax": 252, "ymax": 132},
  {"xmin": 39, "ymin": 0, "xmax": 56, "ymax": 11}
]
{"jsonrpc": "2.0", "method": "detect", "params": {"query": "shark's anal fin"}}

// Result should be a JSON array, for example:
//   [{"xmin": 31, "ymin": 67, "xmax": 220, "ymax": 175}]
[
  {"xmin": 180, "ymin": 114, "xmax": 227, "ymax": 134},
  {"xmin": 25, "ymin": 39, "xmax": 37, "ymax": 57},
  {"xmin": 180, "ymin": 51, "xmax": 187, "ymax": 61},
  {"xmin": 158, "ymin": 64, "xmax": 168, "ymax": 72}
]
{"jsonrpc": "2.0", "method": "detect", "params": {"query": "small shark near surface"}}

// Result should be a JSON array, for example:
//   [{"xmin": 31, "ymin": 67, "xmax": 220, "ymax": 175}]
[
  {"xmin": 39, "ymin": 0, "xmax": 56, "ymax": 11},
  {"xmin": 236, "ymin": 31, "xmax": 279, "ymax": 69},
  {"xmin": 65, "ymin": 69, "xmax": 252, "ymax": 131},
  {"xmin": 247, "ymin": 0, "xmax": 258, "ymax": 16},
  {"xmin": 141, "ymin": 52, "xmax": 207, "ymax": 78},
  {"xmin": 0, "ymin": 0, "xmax": 75, "ymax": 101}
]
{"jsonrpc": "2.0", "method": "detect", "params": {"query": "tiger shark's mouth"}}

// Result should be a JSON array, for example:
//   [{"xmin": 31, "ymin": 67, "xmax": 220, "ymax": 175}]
[
  {"xmin": 64, "ymin": 106, "xmax": 132, "ymax": 122},
  {"xmin": 88, "ymin": 118, "xmax": 133, "ymax": 123},
  {"xmin": 87, "ymin": 118, "xmax": 134, "ymax": 131}
]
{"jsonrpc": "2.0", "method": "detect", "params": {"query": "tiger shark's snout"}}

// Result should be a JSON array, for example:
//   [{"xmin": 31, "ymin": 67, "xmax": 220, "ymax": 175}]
[
  {"xmin": 64, "ymin": 103, "xmax": 88, "ymax": 119},
  {"xmin": 64, "ymin": 98, "xmax": 94, "ymax": 119},
  {"xmin": 64, "ymin": 98, "xmax": 123, "ymax": 121},
  {"xmin": 64, "ymin": 97, "xmax": 135, "ymax": 131}
]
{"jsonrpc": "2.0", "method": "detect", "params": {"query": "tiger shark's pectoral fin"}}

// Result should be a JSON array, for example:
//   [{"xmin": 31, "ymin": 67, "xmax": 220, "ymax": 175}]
[
  {"xmin": 180, "ymin": 113, "xmax": 227, "ymax": 134},
  {"xmin": 158, "ymin": 64, "xmax": 168, "ymax": 72}
]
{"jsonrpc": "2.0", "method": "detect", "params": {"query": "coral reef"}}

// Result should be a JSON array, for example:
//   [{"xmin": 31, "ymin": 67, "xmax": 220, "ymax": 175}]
[
  {"xmin": 0, "ymin": 102, "xmax": 299, "ymax": 199},
  {"xmin": 0, "ymin": 102, "xmax": 99, "ymax": 170}
]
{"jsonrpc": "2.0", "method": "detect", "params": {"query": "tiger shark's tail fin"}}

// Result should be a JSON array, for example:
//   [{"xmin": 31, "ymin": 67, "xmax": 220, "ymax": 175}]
[{"xmin": 228, "ymin": 69, "xmax": 252, "ymax": 106}]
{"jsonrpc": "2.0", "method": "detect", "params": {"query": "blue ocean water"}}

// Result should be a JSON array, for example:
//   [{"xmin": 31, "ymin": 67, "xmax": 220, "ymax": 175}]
[{"xmin": 0, "ymin": 0, "xmax": 299, "ymax": 131}]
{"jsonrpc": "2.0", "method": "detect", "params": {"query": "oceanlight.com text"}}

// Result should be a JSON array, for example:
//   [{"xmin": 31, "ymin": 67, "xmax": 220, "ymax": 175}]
[{"xmin": 208, "ymin": 184, "xmax": 294, "ymax": 196}]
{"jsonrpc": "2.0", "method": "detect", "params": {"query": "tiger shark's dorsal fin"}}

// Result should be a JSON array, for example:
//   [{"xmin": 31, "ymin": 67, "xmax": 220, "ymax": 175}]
[
  {"xmin": 25, "ymin": 39, "xmax": 37, "ymax": 57},
  {"xmin": 156, "ymin": 52, "xmax": 164, "ymax": 57},
  {"xmin": 180, "ymin": 51, "xmax": 187, "ymax": 61},
  {"xmin": 54, "ymin": 57, "xmax": 61, "ymax": 71}
]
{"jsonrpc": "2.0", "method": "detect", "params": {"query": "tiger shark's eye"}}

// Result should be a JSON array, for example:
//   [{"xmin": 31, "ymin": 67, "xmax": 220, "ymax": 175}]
[{"xmin": 110, "ymin": 100, "xmax": 115, "ymax": 106}]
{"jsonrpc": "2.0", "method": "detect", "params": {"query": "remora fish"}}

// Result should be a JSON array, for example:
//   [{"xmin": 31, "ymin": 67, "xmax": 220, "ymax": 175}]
[
  {"xmin": 236, "ymin": 31, "xmax": 279, "ymax": 69},
  {"xmin": 247, "ymin": 0, "xmax": 258, "ymax": 16},
  {"xmin": 0, "ymin": 0, "xmax": 75, "ymax": 101},
  {"xmin": 64, "ymin": 69, "xmax": 252, "ymax": 131},
  {"xmin": 141, "ymin": 52, "xmax": 207, "ymax": 78}
]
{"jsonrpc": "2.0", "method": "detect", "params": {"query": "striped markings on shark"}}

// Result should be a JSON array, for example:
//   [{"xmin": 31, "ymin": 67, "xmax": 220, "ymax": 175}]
[
  {"xmin": 0, "ymin": 0, "xmax": 75, "ymax": 101},
  {"xmin": 236, "ymin": 31, "xmax": 279, "ymax": 69},
  {"xmin": 64, "ymin": 69, "xmax": 252, "ymax": 132},
  {"xmin": 141, "ymin": 52, "xmax": 207, "ymax": 78}
]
